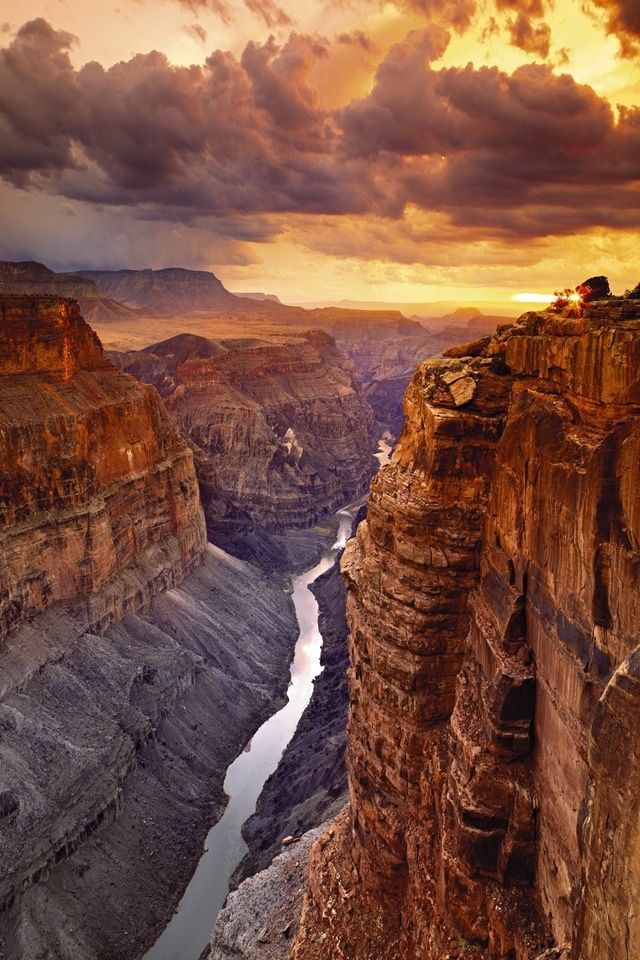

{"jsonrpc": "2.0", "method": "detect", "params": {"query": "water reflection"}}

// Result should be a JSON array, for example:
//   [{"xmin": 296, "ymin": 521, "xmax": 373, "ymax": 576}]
[{"xmin": 142, "ymin": 438, "xmax": 393, "ymax": 960}]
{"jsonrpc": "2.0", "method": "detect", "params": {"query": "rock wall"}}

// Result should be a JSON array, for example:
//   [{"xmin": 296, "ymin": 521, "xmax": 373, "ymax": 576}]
[
  {"xmin": 292, "ymin": 299, "xmax": 640, "ymax": 960},
  {"xmin": 113, "ymin": 331, "xmax": 376, "ymax": 548},
  {"xmin": 0, "ymin": 296, "xmax": 299, "ymax": 958},
  {"xmin": 0, "ymin": 296, "xmax": 206, "ymax": 642}
]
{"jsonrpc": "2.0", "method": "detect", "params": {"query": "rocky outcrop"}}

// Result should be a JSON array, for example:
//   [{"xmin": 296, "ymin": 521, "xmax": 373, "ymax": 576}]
[
  {"xmin": 211, "ymin": 824, "xmax": 329, "ymax": 960},
  {"xmin": 0, "ymin": 297, "xmax": 300, "ymax": 959},
  {"xmin": 0, "ymin": 296, "xmax": 206, "ymax": 642},
  {"xmin": 292, "ymin": 295, "xmax": 640, "ymax": 960},
  {"xmin": 112, "ymin": 331, "xmax": 376, "ymax": 552}
]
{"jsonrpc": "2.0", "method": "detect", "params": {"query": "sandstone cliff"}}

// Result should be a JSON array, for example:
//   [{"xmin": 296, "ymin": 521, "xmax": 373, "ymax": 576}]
[
  {"xmin": 292, "ymin": 295, "xmax": 640, "ymax": 960},
  {"xmin": 113, "ymin": 331, "xmax": 376, "ymax": 557},
  {"xmin": 0, "ymin": 296, "xmax": 206, "ymax": 641},
  {"xmin": 0, "ymin": 297, "xmax": 299, "ymax": 959}
]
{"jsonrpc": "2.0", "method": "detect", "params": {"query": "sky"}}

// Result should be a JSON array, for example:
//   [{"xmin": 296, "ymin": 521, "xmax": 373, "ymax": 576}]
[{"xmin": 0, "ymin": 0, "xmax": 638, "ymax": 304}]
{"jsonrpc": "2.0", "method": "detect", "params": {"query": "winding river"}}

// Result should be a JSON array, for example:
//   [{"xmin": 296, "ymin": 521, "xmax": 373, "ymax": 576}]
[{"xmin": 144, "ymin": 436, "xmax": 393, "ymax": 960}]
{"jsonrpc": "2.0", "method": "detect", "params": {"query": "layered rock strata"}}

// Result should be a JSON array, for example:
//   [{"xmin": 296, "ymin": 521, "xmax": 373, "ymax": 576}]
[
  {"xmin": 0, "ymin": 297, "xmax": 299, "ymax": 959},
  {"xmin": 0, "ymin": 262, "xmax": 135, "ymax": 323},
  {"xmin": 0, "ymin": 296, "xmax": 205, "ymax": 642},
  {"xmin": 113, "ymin": 332, "xmax": 376, "ymax": 553},
  {"xmin": 292, "ymin": 298, "xmax": 640, "ymax": 960}
]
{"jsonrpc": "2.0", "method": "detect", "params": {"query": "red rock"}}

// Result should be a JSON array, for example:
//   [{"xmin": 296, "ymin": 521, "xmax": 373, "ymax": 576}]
[
  {"xmin": 0, "ymin": 296, "xmax": 206, "ymax": 642},
  {"xmin": 292, "ymin": 298, "xmax": 640, "ymax": 960}
]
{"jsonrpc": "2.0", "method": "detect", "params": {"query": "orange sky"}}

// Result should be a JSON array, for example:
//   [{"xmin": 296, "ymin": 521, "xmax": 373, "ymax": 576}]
[{"xmin": 0, "ymin": 0, "xmax": 638, "ymax": 304}]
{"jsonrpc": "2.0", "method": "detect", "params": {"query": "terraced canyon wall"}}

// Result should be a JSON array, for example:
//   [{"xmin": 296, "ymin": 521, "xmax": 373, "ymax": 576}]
[
  {"xmin": 0, "ymin": 297, "xmax": 299, "ymax": 960},
  {"xmin": 114, "ymin": 331, "xmax": 376, "ymax": 559},
  {"xmin": 0, "ymin": 296, "xmax": 206, "ymax": 641},
  {"xmin": 292, "ymin": 300, "xmax": 640, "ymax": 960}
]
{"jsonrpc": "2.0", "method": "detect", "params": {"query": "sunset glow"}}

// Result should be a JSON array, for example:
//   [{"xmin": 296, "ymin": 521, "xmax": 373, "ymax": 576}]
[
  {"xmin": 513, "ymin": 294, "xmax": 556, "ymax": 304},
  {"xmin": 0, "ymin": 0, "xmax": 638, "ymax": 303}
]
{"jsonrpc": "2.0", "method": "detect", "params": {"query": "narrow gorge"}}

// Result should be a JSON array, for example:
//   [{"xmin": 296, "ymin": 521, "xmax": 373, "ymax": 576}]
[{"xmin": 0, "ymin": 294, "xmax": 378, "ymax": 960}]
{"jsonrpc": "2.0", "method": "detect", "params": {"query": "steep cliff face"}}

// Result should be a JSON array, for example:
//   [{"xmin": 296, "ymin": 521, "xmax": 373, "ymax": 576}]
[
  {"xmin": 113, "ymin": 331, "xmax": 376, "ymax": 551},
  {"xmin": 0, "ymin": 297, "xmax": 299, "ymax": 959},
  {"xmin": 292, "ymin": 298, "xmax": 640, "ymax": 960},
  {"xmin": 0, "ymin": 296, "xmax": 206, "ymax": 641}
]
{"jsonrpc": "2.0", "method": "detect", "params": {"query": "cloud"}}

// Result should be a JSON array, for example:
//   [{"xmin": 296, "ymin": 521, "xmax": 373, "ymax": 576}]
[
  {"xmin": 183, "ymin": 23, "xmax": 208, "ymax": 43},
  {"xmin": 495, "ymin": 0, "xmax": 548, "ymax": 16},
  {"xmin": 337, "ymin": 30, "xmax": 375, "ymax": 52},
  {"xmin": 0, "ymin": 19, "xmax": 85, "ymax": 183},
  {"xmin": 1, "ymin": 18, "xmax": 639, "ymax": 254},
  {"xmin": 508, "ymin": 13, "xmax": 551, "ymax": 55},
  {"xmin": 397, "ymin": 0, "xmax": 477, "ymax": 32},
  {"xmin": 586, "ymin": 0, "xmax": 640, "ymax": 55},
  {"xmin": 0, "ymin": 23, "xmax": 391, "ymax": 221},
  {"xmin": 167, "ymin": 0, "xmax": 293, "ymax": 28},
  {"xmin": 244, "ymin": 0, "xmax": 293, "ymax": 27},
  {"xmin": 339, "ymin": 29, "xmax": 640, "ymax": 235}
]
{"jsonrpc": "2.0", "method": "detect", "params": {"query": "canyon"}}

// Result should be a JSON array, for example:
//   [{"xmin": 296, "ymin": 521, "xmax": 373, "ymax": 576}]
[
  {"xmin": 0, "ymin": 295, "xmax": 303, "ymax": 960},
  {"xmin": 2, "ymin": 272, "xmax": 637, "ymax": 960},
  {"xmin": 286, "ymin": 292, "xmax": 640, "ymax": 960},
  {"xmin": 0, "ymin": 261, "xmax": 503, "ymax": 439},
  {"xmin": 111, "ymin": 330, "xmax": 376, "ymax": 564}
]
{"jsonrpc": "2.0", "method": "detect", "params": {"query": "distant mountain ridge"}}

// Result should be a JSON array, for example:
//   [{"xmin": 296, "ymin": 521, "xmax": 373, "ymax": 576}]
[
  {"xmin": 0, "ymin": 260, "xmax": 135, "ymax": 323},
  {"xmin": 235, "ymin": 292, "xmax": 282, "ymax": 304},
  {"xmin": 78, "ymin": 267, "xmax": 289, "ymax": 317}
]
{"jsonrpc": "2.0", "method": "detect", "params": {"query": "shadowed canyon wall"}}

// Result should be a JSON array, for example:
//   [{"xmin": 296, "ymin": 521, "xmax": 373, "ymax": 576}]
[
  {"xmin": 0, "ymin": 296, "xmax": 299, "ymax": 960},
  {"xmin": 113, "ymin": 331, "xmax": 376, "ymax": 561},
  {"xmin": 292, "ymin": 298, "xmax": 640, "ymax": 960}
]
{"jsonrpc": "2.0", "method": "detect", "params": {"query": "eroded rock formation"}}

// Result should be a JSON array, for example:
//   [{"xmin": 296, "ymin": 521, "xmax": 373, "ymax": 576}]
[
  {"xmin": 113, "ymin": 331, "xmax": 376, "ymax": 556},
  {"xmin": 0, "ymin": 296, "xmax": 205, "ymax": 641},
  {"xmin": 0, "ymin": 297, "xmax": 299, "ymax": 959},
  {"xmin": 292, "ymin": 297, "xmax": 640, "ymax": 960}
]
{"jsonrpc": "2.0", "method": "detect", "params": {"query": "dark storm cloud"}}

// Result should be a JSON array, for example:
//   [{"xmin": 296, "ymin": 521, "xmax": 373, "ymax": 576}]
[
  {"xmin": 586, "ymin": 0, "xmax": 640, "ymax": 54},
  {"xmin": 508, "ymin": 13, "xmax": 551, "ymax": 56},
  {"xmin": 0, "ymin": 19, "xmax": 85, "ymax": 182},
  {"xmin": 0, "ymin": 23, "xmax": 391, "ymax": 219},
  {"xmin": 1, "ymin": 19, "xmax": 639, "ymax": 242},
  {"xmin": 339, "ymin": 28, "xmax": 640, "ymax": 234}
]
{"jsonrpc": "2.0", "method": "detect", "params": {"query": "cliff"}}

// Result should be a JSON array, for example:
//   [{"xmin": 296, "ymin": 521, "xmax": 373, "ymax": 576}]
[
  {"xmin": 291, "ymin": 295, "xmax": 640, "ymax": 960},
  {"xmin": 112, "ymin": 331, "xmax": 376, "ymax": 555},
  {"xmin": 0, "ymin": 297, "xmax": 299, "ymax": 959},
  {"xmin": 0, "ymin": 296, "xmax": 206, "ymax": 641}
]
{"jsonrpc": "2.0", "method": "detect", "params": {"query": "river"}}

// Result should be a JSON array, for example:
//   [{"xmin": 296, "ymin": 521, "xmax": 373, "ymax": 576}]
[{"xmin": 143, "ymin": 435, "xmax": 393, "ymax": 960}]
